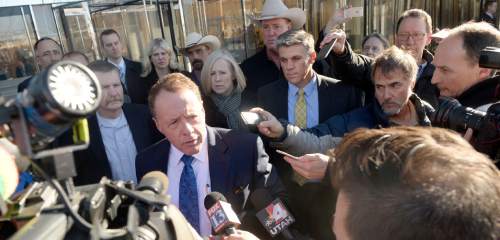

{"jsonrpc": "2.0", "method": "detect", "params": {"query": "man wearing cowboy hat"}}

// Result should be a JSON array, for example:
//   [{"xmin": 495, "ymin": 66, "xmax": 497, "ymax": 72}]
[
  {"xmin": 240, "ymin": 0, "xmax": 306, "ymax": 107},
  {"xmin": 181, "ymin": 32, "xmax": 221, "ymax": 85}
]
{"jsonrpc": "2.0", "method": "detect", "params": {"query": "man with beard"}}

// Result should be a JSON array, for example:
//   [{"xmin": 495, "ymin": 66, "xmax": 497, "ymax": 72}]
[
  {"xmin": 181, "ymin": 32, "xmax": 221, "ymax": 85},
  {"xmin": 73, "ymin": 61, "xmax": 161, "ymax": 185},
  {"xmin": 251, "ymin": 46, "xmax": 434, "ymax": 181},
  {"xmin": 321, "ymin": 9, "xmax": 439, "ymax": 107}
]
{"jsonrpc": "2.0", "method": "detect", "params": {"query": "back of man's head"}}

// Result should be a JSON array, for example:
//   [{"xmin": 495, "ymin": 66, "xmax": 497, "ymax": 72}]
[
  {"xmin": 331, "ymin": 126, "xmax": 500, "ymax": 240},
  {"xmin": 87, "ymin": 60, "xmax": 119, "ymax": 75},
  {"xmin": 448, "ymin": 21, "xmax": 500, "ymax": 66},
  {"xmin": 371, "ymin": 46, "xmax": 418, "ymax": 83}
]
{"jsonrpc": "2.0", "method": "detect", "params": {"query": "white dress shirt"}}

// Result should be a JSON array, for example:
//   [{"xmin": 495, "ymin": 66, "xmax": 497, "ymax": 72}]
[
  {"xmin": 167, "ymin": 129, "xmax": 211, "ymax": 237},
  {"xmin": 97, "ymin": 111, "xmax": 138, "ymax": 183}
]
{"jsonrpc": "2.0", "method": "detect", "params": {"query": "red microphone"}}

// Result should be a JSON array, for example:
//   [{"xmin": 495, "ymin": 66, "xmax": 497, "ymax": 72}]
[{"xmin": 204, "ymin": 192, "xmax": 241, "ymax": 235}]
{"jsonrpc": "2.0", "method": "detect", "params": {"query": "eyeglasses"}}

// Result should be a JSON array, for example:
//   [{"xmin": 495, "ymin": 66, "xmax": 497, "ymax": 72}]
[{"xmin": 397, "ymin": 32, "xmax": 427, "ymax": 41}]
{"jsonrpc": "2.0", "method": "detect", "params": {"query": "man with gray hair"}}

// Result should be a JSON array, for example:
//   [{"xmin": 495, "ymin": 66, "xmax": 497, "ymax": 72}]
[{"xmin": 257, "ymin": 29, "xmax": 364, "ymax": 240}]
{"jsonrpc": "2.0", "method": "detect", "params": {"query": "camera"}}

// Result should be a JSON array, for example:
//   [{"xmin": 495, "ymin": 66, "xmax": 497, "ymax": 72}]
[
  {"xmin": 0, "ymin": 61, "xmax": 198, "ymax": 239},
  {"xmin": 431, "ymin": 96, "xmax": 500, "ymax": 158}
]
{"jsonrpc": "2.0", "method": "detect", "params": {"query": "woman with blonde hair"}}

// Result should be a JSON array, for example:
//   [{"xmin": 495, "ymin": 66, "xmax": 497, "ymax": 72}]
[
  {"xmin": 140, "ymin": 38, "xmax": 180, "ymax": 103},
  {"xmin": 200, "ymin": 49, "xmax": 248, "ymax": 129}
]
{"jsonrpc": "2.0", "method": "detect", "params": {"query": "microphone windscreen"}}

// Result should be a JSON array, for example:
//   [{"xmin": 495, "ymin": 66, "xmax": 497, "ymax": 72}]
[
  {"xmin": 249, "ymin": 188, "xmax": 274, "ymax": 209},
  {"xmin": 204, "ymin": 191, "xmax": 227, "ymax": 209},
  {"xmin": 138, "ymin": 171, "xmax": 169, "ymax": 194}
]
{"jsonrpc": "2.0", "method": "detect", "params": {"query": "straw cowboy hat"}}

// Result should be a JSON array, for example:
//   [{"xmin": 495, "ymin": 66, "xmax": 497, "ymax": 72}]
[
  {"xmin": 181, "ymin": 32, "xmax": 221, "ymax": 53},
  {"xmin": 255, "ymin": 0, "xmax": 306, "ymax": 30}
]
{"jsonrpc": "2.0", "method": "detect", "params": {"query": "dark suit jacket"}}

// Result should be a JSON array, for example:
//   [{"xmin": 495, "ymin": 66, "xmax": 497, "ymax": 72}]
[
  {"xmin": 120, "ymin": 58, "xmax": 145, "ymax": 104},
  {"xmin": 257, "ymin": 73, "xmax": 364, "ymax": 240},
  {"xmin": 73, "ymin": 103, "xmax": 162, "ymax": 185},
  {"xmin": 135, "ymin": 126, "xmax": 288, "ymax": 237},
  {"xmin": 257, "ymin": 73, "xmax": 364, "ymax": 123}
]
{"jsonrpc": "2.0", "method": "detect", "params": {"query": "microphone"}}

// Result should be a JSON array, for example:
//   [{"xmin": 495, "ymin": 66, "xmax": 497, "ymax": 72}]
[
  {"xmin": 131, "ymin": 171, "xmax": 169, "ymax": 226},
  {"xmin": 204, "ymin": 192, "xmax": 241, "ymax": 235},
  {"xmin": 250, "ymin": 189, "xmax": 295, "ymax": 239},
  {"xmin": 137, "ymin": 171, "xmax": 169, "ymax": 194}
]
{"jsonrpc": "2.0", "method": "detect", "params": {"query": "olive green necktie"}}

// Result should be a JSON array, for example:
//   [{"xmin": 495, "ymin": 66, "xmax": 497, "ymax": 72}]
[{"xmin": 293, "ymin": 88, "xmax": 307, "ymax": 185}]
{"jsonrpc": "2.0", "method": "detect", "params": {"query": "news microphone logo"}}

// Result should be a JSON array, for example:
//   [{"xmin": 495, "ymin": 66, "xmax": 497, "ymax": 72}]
[
  {"xmin": 206, "ymin": 201, "xmax": 240, "ymax": 233},
  {"xmin": 256, "ymin": 199, "xmax": 295, "ymax": 237}
]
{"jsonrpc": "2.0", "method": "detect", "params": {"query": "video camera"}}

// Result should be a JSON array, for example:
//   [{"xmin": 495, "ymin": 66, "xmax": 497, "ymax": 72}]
[
  {"xmin": 431, "ymin": 47, "xmax": 500, "ymax": 159},
  {"xmin": 0, "ymin": 61, "xmax": 198, "ymax": 239}
]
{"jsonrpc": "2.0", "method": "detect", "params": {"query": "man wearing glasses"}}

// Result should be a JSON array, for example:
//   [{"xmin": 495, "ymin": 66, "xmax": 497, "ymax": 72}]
[{"xmin": 322, "ymin": 9, "xmax": 439, "ymax": 107}]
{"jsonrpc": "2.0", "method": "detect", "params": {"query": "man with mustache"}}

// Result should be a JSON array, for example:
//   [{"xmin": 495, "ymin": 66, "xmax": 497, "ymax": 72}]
[
  {"xmin": 252, "ymin": 46, "xmax": 435, "ymax": 181},
  {"xmin": 72, "ymin": 60, "xmax": 161, "ymax": 185},
  {"xmin": 181, "ymin": 32, "xmax": 221, "ymax": 85},
  {"xmin": 321, "ymin": 9, "xmax": 439, "ymax": 107}
]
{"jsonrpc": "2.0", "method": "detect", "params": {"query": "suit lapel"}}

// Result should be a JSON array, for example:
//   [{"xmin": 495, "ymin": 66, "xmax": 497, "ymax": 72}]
[
  {"xmin": 88, "ymin": 115, "xmax": 113, "ymax": 177},
  {"xmin": 317, "ymin": 75, "xmax": 330, "ymax": 122},
  {"xmin": 206, "ymin": 127, "xmax": 230, "ymax": 194},
  {"xmin": 276, "ymin": 79, "xmax": 288, "ymax": 119},
  {"xmin": 123, "ymin": 105, "xmax": 144, "ymax": 151}
]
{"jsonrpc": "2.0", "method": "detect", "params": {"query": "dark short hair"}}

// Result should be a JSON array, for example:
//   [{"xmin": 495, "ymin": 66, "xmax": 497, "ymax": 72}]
[
  {"xmin": 371, "ymin": 46, "xmax": 418, "ymax": 83},
  {"xmin": 100, "ymin": 29, "xmax": 121, "ymax": 45},
  {"xmin": 330, "ymin": 126, "xmax": 500, "ymax": 240},
  {"xmin": 34, "ymin": 37, "xmax": 62, "ymax": 52},
  {"xmin": 63, "ymin": 51, "xmax": 89, "ymax": 64},
  {"xmin": 396, "ymin": 9, "xmax": 432, "ymax": 34},
  {"xmin": 362, "ymin": 33, "xmax": 389, "ymax": 49},
  {"xmin": 448, "ymin": 21, "xmax": 500, "ymax": 65},
  {"xmin": 148, "ymin": 73, "xmax": 202, "ymax": 116},
  {"xmin": 87, "ymin": 60, "xmax": 119, "ymax": 74}
]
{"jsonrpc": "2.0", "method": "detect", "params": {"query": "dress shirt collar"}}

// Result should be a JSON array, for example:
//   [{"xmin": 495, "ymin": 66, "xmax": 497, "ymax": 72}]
[
  {"xmin": 96, "ymin": 111, "xmax": 127, "ymax": 128},
  {"xmin": 288, "ymin": 72, "xmax": 318, "ymax": 97},
  {"xmin": 108, "ymin": 57, "xmax": 125, "ymax": 70},
  {"xmin": 170, "ymin": 128, "xmax": 209, "ymax": 166}
]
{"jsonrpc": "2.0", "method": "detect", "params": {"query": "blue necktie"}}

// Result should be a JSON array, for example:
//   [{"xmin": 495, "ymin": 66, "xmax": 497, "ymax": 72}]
[{"xmin": 179, "ymin": 155, "xmax": 200, "ymax": 232}]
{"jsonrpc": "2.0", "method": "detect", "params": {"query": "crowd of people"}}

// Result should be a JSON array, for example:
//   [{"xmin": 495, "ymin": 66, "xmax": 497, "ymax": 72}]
[{"xmin": 8, "ymin": 0, "xmax": 500, "ymax": 239}]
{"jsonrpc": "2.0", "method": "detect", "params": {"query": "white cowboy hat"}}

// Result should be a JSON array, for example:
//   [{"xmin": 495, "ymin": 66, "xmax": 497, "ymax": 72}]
[
  {"xmin": 181, "ymin": 32, "xmax": 221, "ymax": 53},
  {"xmin": 254, "ymin": 0, "xmax": 306, "ymax": 30}
]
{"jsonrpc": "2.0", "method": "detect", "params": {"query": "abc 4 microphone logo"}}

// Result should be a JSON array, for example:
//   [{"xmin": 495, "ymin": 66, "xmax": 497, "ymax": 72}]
[{"xmin": 256, "ymin": 200, "xmax": 295, "ymax": 237}]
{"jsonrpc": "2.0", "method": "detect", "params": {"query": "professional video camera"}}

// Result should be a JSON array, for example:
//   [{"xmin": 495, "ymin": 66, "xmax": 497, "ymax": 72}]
[
  {"xmin": 431, "ymin": 47, "xmax": 500, "ymax": 159},
  {"xmin": 0, "ymin": 61, "xmax": 198, "ymax": 239}
]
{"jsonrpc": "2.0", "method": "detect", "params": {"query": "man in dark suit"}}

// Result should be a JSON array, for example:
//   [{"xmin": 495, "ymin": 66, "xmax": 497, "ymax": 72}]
[
  {"xmin": 257, "ymin": 29, "xmax": 364, "ymax": 240},
  {"xmin": 73, "ymin": 61, "xmax": 161, "ymax": 185},
  {"xmin": 100, "ymin": 29, "xmax": 144, "ymax": 104},
  {"xmin": 135, "ymin": 73, "xmax": 287, "ymax": 238}
]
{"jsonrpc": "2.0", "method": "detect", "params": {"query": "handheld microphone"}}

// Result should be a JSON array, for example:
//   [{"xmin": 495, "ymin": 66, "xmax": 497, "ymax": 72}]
[
  {"xmin": 137, "ymin": 171, "xmax": 169, "ymax": 194},
  {"xmin": 132, "ymin": 171, "xmax": 169, "ymax": 226},
  {"xmin": 250, "ymin": 189, "xmax": 295, "ymax": 239},
  {"xmin": 204, "ymin": 192, "xmax": 241, "ymax": 235}
]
